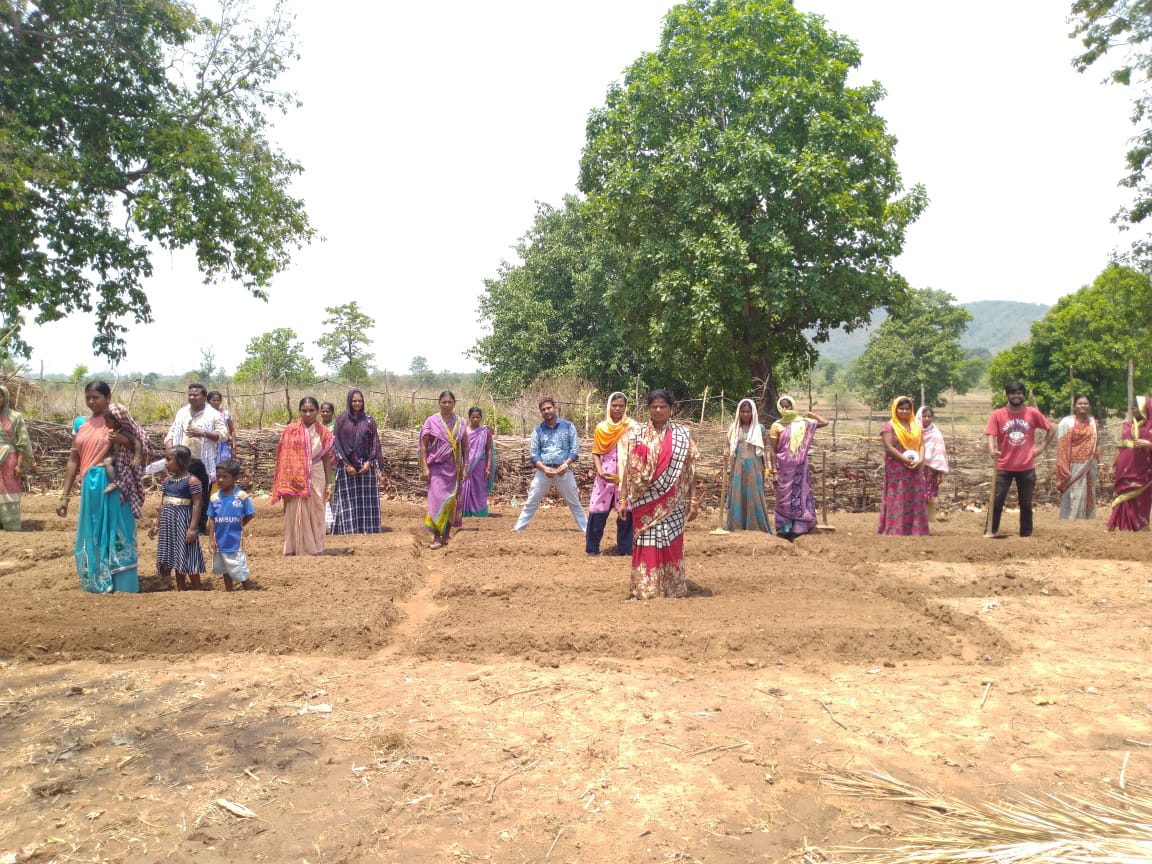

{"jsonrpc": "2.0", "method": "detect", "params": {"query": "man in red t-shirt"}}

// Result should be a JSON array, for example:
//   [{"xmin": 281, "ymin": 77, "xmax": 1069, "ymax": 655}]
[{"xmin": 984, "ymin": 382, "xmax": 1054, "ymax": 537}]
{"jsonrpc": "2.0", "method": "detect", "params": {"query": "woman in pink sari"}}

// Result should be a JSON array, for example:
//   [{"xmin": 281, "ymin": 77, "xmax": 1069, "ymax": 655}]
[
  {"xmin": 1108, "ymin": 396, "xmax": 1152, "ymax": 531},
  {"xmin": 877, "ymin": 396, "xmax": 928, "ymax": 536},
  {"xmin": 419, "ymin": 391, "xmax": 469, "ymax": 549},
  {"xmin": 271, "ymin": 397, "xmax": 335, "ymax": 555},
  {"xmin": 617, "ymin": 390, "xmax": 698, "ymax": 600}
]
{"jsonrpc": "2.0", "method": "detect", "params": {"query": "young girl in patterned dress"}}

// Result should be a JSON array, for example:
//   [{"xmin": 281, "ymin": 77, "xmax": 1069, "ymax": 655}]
[{"xmin": 156, "ymin": 445, "xmax": 206, "ymax": 590}]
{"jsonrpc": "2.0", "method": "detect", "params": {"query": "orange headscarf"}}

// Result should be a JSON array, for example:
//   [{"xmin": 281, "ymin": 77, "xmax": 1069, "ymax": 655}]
[
  {"xmin": 889, "ymin": 397, "xmax": 921, "ymax": 453},
  {"xmin": 270, "ymin": 418, "xmax": 333, "ymax": 504}
]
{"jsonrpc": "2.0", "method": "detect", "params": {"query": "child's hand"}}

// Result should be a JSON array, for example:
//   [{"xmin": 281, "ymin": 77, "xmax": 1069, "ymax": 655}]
[{"xmin": 184, "ymin": 528, "xmax": 197, "ymax": 544}]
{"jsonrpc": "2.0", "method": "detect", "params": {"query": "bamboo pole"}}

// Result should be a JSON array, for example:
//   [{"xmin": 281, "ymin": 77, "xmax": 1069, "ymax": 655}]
[
  {"xmin": 950, "ymin": 380, "xmax": 956, "ymax": 441},
  {"xmin": 284, "ymin": 375, "xmax": 292, "ymax": 419},
  {"xmin": 1128, "ymin": 359, "xmax": 1135, "ymax": 423},
  {"xmin": 700, "ymin": 385, "xmax": 709, "ymax": 423},
  {"xmin": 719, "ymin": 391, "xmax": 725, "ymax": 430},
  {"xmin": 807, "ymin": 354, "xmax": 813, "ymax": 411},
  {"xmin": 831, "ymin": 392, "xmax": 838, "ymax": 451}
]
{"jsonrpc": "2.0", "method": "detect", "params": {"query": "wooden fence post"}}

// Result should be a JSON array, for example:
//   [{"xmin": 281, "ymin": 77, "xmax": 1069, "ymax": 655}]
[
  {"xmin": 284, "ymin": 375, "xmax": 292, "ymax": 420},
  {"xmin": 832, "ymin": 392, "xmax": 838, "ymax": 451},
  {"xmin": 700, "ymin": 385, "xmax": 709, "ymax": 423}
]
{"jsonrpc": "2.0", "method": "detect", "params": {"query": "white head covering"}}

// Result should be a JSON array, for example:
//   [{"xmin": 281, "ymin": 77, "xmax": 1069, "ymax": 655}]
[{"xmin": 727, "ymin": 398, "xmax": 763, "ymax": 456}]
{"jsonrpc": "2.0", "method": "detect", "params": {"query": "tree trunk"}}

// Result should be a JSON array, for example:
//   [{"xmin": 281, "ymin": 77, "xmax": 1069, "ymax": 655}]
[{"xmin": 752, "ymin": 354, "xmax": 779, "ymax": 417}]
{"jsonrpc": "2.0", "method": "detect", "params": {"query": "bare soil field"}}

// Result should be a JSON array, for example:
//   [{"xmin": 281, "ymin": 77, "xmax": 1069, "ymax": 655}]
[{"xmin": 2, "ymin": 495, "xmax": 1151, "ymax": 863}]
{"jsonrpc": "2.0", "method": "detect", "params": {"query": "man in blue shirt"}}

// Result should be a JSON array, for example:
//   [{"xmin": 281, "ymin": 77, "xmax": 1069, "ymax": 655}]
[{"xmin": 513, "ymin": 397, "xmax": 588, "ymax": 532}]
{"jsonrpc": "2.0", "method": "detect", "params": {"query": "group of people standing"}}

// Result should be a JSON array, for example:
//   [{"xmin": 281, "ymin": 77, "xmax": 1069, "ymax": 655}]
[{"xmin": 5, "ymin": 375, "xmax": 1152, "ymax": 600}]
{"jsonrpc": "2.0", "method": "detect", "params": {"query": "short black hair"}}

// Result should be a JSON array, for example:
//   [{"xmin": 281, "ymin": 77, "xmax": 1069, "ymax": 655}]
[
  {"xmin": 1005, "ymin": 382, "xmax": 1026, "ymax": 395},
  {"xmin": 188, "ymin": 383, "xmax": 207, "ymax": 396},
  {"xmin": 217, "ymin": 459, "xmax": 241, "ymax": 478},
  {"xmin": 468, "ymin": 406, "xmax": 483, "ymax": 417},
  {"xmin": 646, "ymin": 388, "xmax": 675, "ymax": 407}
]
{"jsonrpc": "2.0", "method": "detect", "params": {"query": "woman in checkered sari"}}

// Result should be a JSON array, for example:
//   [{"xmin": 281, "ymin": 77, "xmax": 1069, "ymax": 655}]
[
  {"xmin": 331, "ymin": 390, "xmax": 383, "ymax": 534},
  {"xmin": 617, "ymin": 390, "xmax": 698, "ymax": 600}
]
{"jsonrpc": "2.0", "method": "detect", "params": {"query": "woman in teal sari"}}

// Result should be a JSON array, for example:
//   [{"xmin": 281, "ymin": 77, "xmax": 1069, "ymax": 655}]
[
  {"xmin": 56, "ymin": 382, "xmax": 148, "ymax": 593},
  {"xmin": 723, "ymin": 398, "xmax": 772, "ymax": 532}
]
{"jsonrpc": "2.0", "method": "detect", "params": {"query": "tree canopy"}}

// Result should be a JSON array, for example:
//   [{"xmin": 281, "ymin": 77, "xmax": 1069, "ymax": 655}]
[
  {"xmin": 472, "ymin": 197, "xmax": 665, "ymax": 395},
  {"xmin": 987, "ymin": 264, "xmax": 1152, "ymax": 413},
  {"xmin": 233, "ymin": 328, "xmax": 315, "ymax": 386},
  {"xmin": 849, "ymin": 289, "xmax": 972, "ymax": 409},
  {"xmin": 575, "ymin": 0, "xmax": 926, "ymax": 406},
  {"xmin": 316, "ymin": 302, "xmax": 375, "ymax": 382},
  {"xmin": 1072, "ymin": 1, "xmax": 1152, "ymax": 267},
  {"xmin": 0, "ymin": 0, "xmax": 314, "ymax": 362}
]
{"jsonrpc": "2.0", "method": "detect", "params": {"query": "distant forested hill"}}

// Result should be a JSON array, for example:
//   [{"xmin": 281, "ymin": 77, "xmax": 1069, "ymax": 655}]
[{"xmin": 812, "ymin": 300, "xmax": 1049, "ymax": 363}]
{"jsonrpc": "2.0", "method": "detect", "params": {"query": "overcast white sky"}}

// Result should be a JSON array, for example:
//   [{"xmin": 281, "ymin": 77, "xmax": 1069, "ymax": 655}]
[{"xmin": 22, "ymin": 1, "xmax": 1138, "ymax": 375}]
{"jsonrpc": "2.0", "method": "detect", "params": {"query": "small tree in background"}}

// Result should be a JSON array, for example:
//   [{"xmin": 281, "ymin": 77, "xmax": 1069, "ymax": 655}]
[
  {"xmin": 316, "ymin": 301, "xmax": 375, "ymax": 382},
  {"xmin": 850, "ymin": 289, "xmax": 972, "ymax": 409}
]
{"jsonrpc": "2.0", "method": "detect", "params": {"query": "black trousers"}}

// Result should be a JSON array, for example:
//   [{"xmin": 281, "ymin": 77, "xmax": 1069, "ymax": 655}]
[
  {"xmin": 992, "ymin": 468, "xmax": 1036, "ymax": 536},
  {"xmin": 586, "ymin": 509, "xmax": 633, "ymax": 554}
]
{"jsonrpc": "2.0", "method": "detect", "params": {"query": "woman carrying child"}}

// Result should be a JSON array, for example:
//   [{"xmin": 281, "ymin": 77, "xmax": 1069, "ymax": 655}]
[
  {"xmin": 156, "ymin": 445, "xmax": 206, "ymax": 591},
  {"xmin": 207, "ymin": 459, "xmax": 256, "ymax": 591}
]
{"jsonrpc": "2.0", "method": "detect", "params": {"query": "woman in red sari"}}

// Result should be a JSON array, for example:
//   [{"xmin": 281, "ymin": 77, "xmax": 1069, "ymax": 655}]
[
  {"xmin": 617, "ymin": 390, "xmax": 698, "ymax": 600},
  {"xmin": 1108, "ymin": 395, "xmax": 1152, "ymax": 531}
]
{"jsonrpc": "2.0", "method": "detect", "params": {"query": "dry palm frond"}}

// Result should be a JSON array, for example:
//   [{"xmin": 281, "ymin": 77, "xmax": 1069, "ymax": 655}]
[{"xmin": 808, "ymin": 764, "xmax": 1152, "ymax": 863}]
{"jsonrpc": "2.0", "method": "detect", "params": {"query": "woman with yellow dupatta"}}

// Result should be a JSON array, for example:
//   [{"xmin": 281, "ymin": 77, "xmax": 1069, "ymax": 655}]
[
  {"xmin": 1108, "ymin": 395, "xmax": 1152, "ymax": 531},
  {"xmin": 419, "ymin": 390, "xmax": 469, "ymax": 550},
  {"xmin": 271, "ymin": 397, "xmax": 335, "ymax": 556},
  {"xmin": 587, "ymin": 392, "xmax": 638, "ymax": 556},
  {"xmin": 878, "ymin": 396, "xmax": 928, "ymax": 535},
  {"xmin": 1056, "ymin": 394, "xmax": 1100, "ymax": 520}
]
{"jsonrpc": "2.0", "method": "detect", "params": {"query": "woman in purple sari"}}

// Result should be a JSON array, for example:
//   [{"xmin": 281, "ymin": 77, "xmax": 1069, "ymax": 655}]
[
  {"xmin": 419, "ymin": 390, "xmax": 469, "ymax": 549},
  {"xmin": 1108, "ymin": 395, "xmax": 1152, "ymax": 531},
  {"xmin": 460, "ymin": 407, "xmax": 496, "ymax": 517},
  {"xmin": 331, "ymin": 389, "xmax": 383, "ymax": 534},
  {"xmin": 768, "ymin": 395, "xmax": 827, "ymax": 539}
]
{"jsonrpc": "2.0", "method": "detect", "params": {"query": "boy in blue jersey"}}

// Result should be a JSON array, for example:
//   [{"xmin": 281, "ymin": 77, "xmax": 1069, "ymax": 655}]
[{"xmin": 207, "ymin": 460, "xmax": 256, "ymax": 591}]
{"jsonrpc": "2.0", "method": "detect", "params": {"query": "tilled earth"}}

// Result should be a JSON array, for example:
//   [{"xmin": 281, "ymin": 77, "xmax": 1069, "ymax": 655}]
[{"xmin": 1, "ymin": 495, "xmax": 1150, "ymax": 862}]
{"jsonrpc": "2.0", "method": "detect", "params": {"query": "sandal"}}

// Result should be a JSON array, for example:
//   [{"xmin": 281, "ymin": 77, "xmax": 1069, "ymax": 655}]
[{"xmin": 430, "ymin": 540, "xmax": 443, "ymax": 550}]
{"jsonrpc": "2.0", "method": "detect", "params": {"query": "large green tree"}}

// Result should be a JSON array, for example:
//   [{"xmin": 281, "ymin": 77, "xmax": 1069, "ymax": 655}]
[
  {"xmin": 0, "ymin": 0, "xmax": 314, "ymax": 361},
  {"xmin": 849, "ymin": 289, "xmax": 972, "ymax": 409},
  {"xmin": 234, "ymin": 328, "xmax": 315, "ymax": 386},
  {"xmin": 577, "ymin": 0, "xmax": 926, "ymax": 406},
  {"xmin": 316, "ymin": 301, "xmax": 375, "ymax": 382},
  {"xmin": 988, "ymin": 265, "xmax": 1152, "ymax": 412},
  {"xmin": 473, "ymin": 196, "xmax": 667, "ymax": 395},
  {"xmin": 1073, "ymin": 1, "xmax": 1152, "ymax": 266}
]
